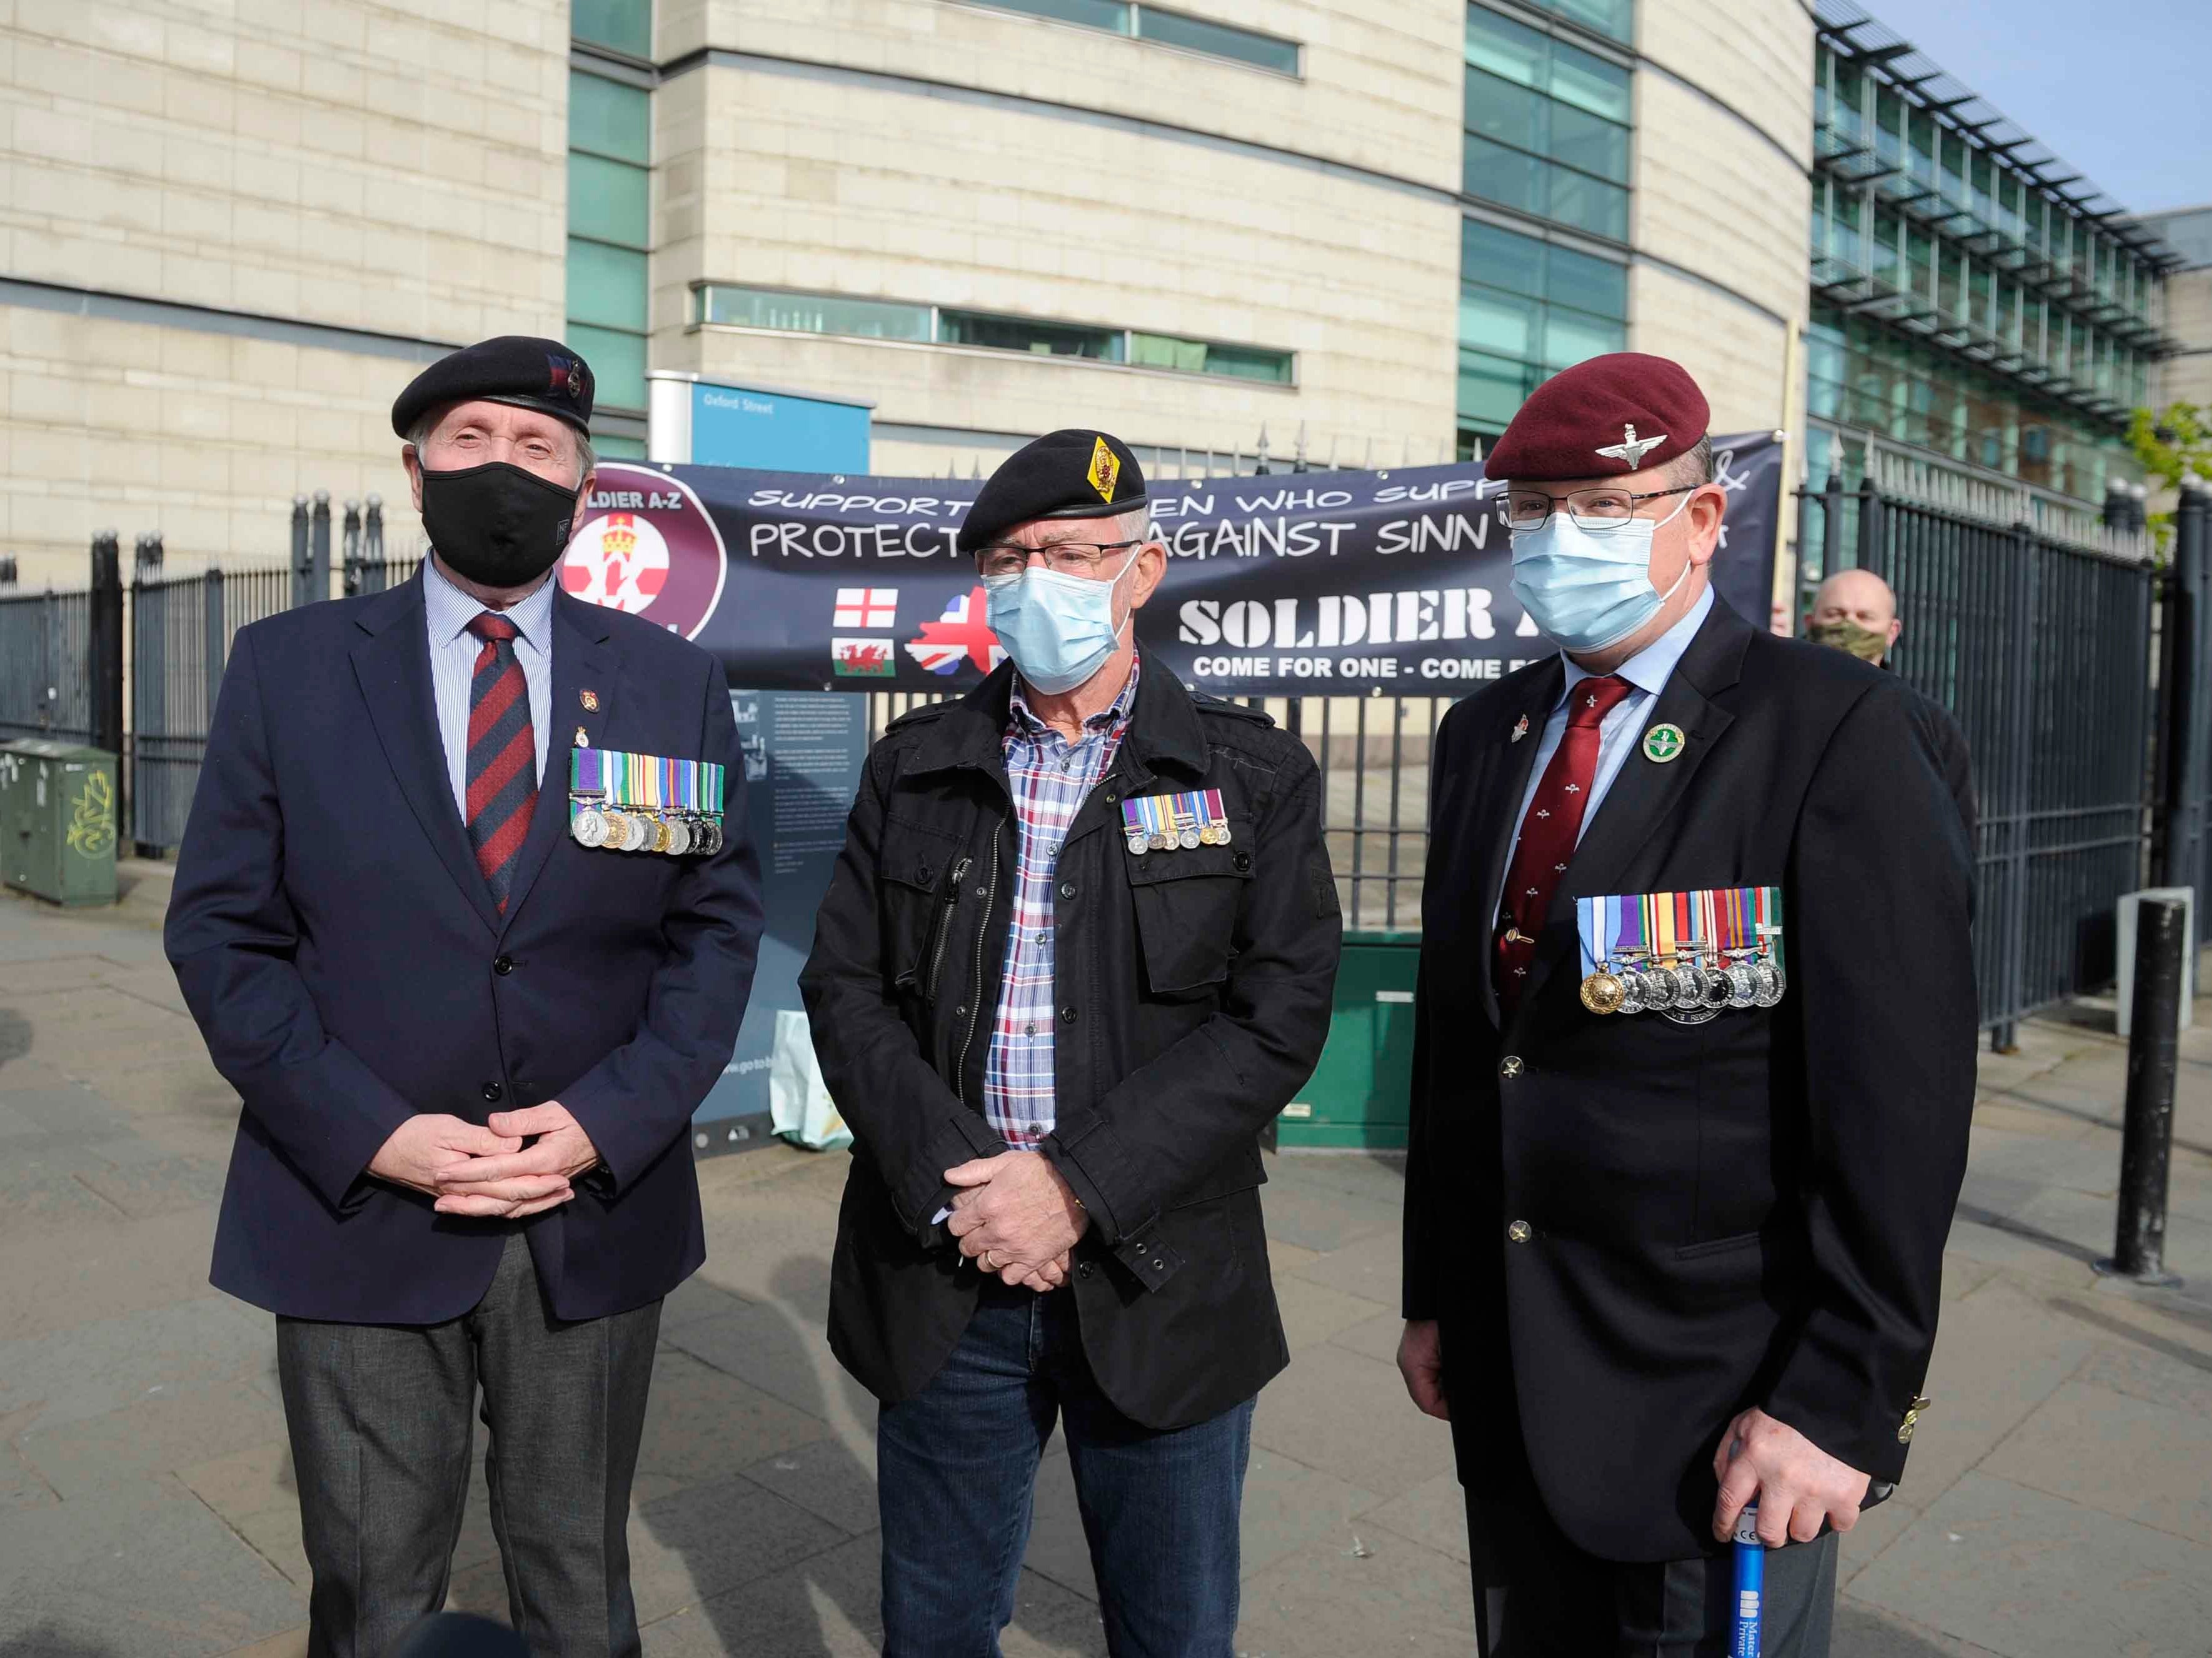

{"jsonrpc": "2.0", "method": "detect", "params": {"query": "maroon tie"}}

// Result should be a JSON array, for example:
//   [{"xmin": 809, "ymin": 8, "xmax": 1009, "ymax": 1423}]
[
  {"xmin": 464, "ymin": 612, "xmax": 536, "ymax": 913},
  {"xmin": 1497, "ymin": 674, "xmax": 1633, "ymax": 1015}
]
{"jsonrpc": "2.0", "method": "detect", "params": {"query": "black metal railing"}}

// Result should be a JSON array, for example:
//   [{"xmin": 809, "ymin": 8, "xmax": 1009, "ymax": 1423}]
[
  {"xmin": 0, "ymin": 585, "xmax": 96, "ymax": 744},
  {"xmin": 1802, "ymin": 470, "xmax": 2158, "ymax": 1042}
]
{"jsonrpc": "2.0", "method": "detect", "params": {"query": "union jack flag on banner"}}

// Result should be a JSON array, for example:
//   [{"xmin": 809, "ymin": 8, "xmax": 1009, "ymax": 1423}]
[{"xmin": 905, "ymin": 586, "xmax": 1003, "ymax": 676}]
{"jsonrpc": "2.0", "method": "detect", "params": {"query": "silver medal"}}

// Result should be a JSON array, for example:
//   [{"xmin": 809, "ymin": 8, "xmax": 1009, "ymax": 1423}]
[
  {"xmin": 1127, "ymin": 833, "xmax": 1149, "ymax": 856},
  {"xmin": 573, "ymin": 806, "xmax": 608, "ymax": 848},
  {"xmin": 665, "ymin": 816, "xmax": 693, "ymax": 856}
]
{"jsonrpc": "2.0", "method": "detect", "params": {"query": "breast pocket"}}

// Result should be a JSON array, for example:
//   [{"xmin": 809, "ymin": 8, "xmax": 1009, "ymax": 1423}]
[
  {"xmin": 880, "ymin": 818, "xmax": 966, "ymax": 995},
  {"xmin": 1125, "ymin": 826, "xmax": 1254, "ymax": 996}
]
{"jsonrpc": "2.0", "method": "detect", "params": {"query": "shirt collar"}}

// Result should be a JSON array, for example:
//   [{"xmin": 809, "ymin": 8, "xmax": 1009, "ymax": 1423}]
[
  {"xmin": 1560, "ymin": 584, "xmax": 1714, "ymax": 703},
  {"xmin": 422, "ymin": 554, "xmax": 556, "ymax": 651},
  {"xmin": 1008, "ymin": 651, "xmax": 1141, "ymax": 740}
]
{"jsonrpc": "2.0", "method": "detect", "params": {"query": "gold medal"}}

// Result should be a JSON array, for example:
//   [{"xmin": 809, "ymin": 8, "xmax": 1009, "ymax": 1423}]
[
  {"xmin": 650, "ymin": 816, "xmax": 673, "ymax": 854},
  {"xmin": 1579, "ymin": 970, "xmax": 1626, "ymax": 1015},
  {"xmin": 598, "ymin": 809, "xmax": 630, "ymax": 848}
]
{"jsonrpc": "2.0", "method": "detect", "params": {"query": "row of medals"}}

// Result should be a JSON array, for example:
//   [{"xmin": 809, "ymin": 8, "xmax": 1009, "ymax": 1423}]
[
  {"xmin": 1581, "ymin": 944, "xmax": 1784, "ymax": 1024},
  {"xmin": 571, "ymin": 803, "xmax": 724, "ymax": 857},
  {"xmin": 1125, "ymin": 818, "xmax": 1232, "ymax": 857}
]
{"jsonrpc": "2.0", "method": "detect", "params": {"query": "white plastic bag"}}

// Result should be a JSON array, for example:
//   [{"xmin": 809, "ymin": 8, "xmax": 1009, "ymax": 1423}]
[{"xmin": 768, "ymin": 1008, "xmax": 852, "ymax": 1152}]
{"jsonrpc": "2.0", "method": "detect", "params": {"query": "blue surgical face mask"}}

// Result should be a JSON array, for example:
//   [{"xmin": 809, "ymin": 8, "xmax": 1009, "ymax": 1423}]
[
  {"xmin": 983, "ymin": 546, "xmax": 1143, "ymax": 696},
  {"xmin": 1509, "ymin": 492, "xmax": 1694, "ymax": 654}
]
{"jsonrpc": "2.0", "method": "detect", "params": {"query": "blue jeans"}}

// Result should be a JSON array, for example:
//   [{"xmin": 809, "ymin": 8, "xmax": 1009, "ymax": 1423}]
[{"xmin": 877, "ymin": 1283, "xmax": 1255, "ymax": 1658}]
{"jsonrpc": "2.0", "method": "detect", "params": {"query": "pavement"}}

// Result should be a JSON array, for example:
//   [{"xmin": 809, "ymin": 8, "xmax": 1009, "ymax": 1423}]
[{"xmin": 2, "ymin": 863, "xmax": 2211, "ymax": 1657}]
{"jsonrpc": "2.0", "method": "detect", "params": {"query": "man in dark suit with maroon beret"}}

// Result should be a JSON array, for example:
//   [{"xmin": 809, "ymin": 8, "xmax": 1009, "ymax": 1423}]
[{"xmin": 1395, "ymin": 354, "xmax": 1977, "ymax": 1654}]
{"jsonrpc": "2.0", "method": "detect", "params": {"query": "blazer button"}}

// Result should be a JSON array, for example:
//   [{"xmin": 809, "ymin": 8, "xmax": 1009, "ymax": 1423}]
[
  {"xmin": 1499, "ymin": 1055, "xmax": 1524, "ymax": 1079},
  {"xmin": 1507, "ymin": 1219, "xmax": 1532, "ymax": 1244},
  {"xmin": 493, "ymin": 955, "xmax": 515, "ymax": 976},
  {"xmin": 1077, "ymin": 1261, "xmax": 1096, "ymax": 1279},
  {"xmin": 1232, "ymin": 850, "xmax": 1252, "ymax": 872},
  {"xmin": 1059, "ymin": 881, "xmax": 1077, "ymax": 900},
  {"xmin": 1060, "ymin": 1005, "xmax": 1077, "ymax": 1024},
  {"xmin": 481, "ymin": 1081, "xmax": 505, "ymax": 1103},
  {"xmin": 955, "ymin": 1005, "xmax": 968, "ymax": 1019}
]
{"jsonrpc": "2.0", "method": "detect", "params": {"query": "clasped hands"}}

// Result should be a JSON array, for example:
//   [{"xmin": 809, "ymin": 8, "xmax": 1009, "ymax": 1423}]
[
  {"xmin": 944, "ymin": 1152, "xmax": 1089, "ymax": 1292},
  {"xmin": 366, "ymin": 1103, "xmax": 601, "ymax": 1219}
]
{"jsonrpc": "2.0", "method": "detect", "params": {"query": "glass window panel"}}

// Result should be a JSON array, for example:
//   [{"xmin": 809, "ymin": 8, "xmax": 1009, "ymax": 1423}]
[
  {"xmin": 571, "ymin": 0, "xmax": 650, "ymax": 56},
  {"xmin": 566, "ymin": 238, "xmax": 647, "ymax": 332},
  {"xmin": 1461, "ymin": 216, "xmax": 1546, "ymax": 298},
  {"xmin": 1542, "ymin": 0, "xmax": 1632, "ymax": 43},
  {"xmin": 1550, "ymin": 102, "xmax": 1627, "ymax": 182},
  {"xmin": 1199, "ymin": 343, "xmax": 1295, "ymax": 383},
  {"xmin": 568, "ymin": 153, "xmax": 648, "ymax": 249},
  {"xmin": 1135, "ymin": 7, "xmax": 1298, "ymax": 74},
  {"xmin": 590, "ymin": 432, "xmax": 648, "ymax": 461},
  {"xmin": 1130, "ymin": 331, "xmax": 1207, "ymax": 373},
  {"xmin": 1459, "ymin": 347, "xmax": 1536, "ymax": 427},
  {"xmin": 973, "ymin": 0, "xmax": 1130, "ymax": 30},
  {"xmin": 1464, "ymin": 7, "xmax": 1546, "ymax": 88},
  {"xmin": 1542, "ymin": 306, "xmax": 1622, "ymax": 369},
  {"xmin": 938, "ymin": 310, "xmax": 1124, "ymax": 359},
  {"xmin": 699, "ymin": 286, "xmax": 932, "ymax": 339},
  {"xmin": 1459, "ymin": 284, "xmax": 1540, "ymax": 359},
  {"xmin": 1547, "ymin": 167, "xmax": 1629, "ymax": 241},
  {"xmin": 1548, "ymin": 41, "xmax": 1629, "ymax": 123},
  {"xmin": 1462, "ymin": 133, "xmax": 1544, "ymax": 218},
  {"xmin": 1544, "ymin": 242, "xmax": 1627, "ymax": 317},
  {"xmin": 565, "ymin": 322, "xmax": 646, "ymax": 413},
  {"xmin": 570, "ymin": 71, "xmax": 649, "ymax": 165},
  {"xmin": 1464, "ymin": 69, "xmax": 1546, "ymax": 154}
]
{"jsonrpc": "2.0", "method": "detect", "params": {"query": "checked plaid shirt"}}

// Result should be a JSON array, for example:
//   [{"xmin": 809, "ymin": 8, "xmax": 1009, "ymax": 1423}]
[{"xmin": 983, "ymin": 654, "xmax": 1140, "ymax": 1151}]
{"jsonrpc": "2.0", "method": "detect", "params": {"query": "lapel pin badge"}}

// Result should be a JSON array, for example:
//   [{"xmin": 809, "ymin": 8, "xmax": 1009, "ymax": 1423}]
[
  {"xmin": 580, "ymin": 688, "xmax": 600, "ymax": 712},
  {"xmin": 1642, "ymin": 722, "xmax": 1686, "ymax": 764},
  {"xmin": 1511, "ymin": 714, "xmax": 1530, "ymax": 743},
  {"xmin": 574, "ymin": 725, "xmax": 590, "ymax": 748}
]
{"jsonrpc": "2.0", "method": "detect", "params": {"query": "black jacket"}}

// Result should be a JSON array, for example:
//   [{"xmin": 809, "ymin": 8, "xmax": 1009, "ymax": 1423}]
[
  {"xmin": 1403, "ymin": 596, "xmax": 1978, "ymax": 1562},
  {"xmin": 800, "ymin": 660, "xmax": 1341, "ymax": 1430}
]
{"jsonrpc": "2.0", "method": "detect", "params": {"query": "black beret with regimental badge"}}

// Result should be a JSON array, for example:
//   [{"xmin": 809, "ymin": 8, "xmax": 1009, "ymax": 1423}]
[
  {"xmin": 958, "ymin": 429, "xmax": 1149, "ymax": 555},
  {"xmin": 391, "ymin": 336, "xmax": 595, "ymax": 440}
]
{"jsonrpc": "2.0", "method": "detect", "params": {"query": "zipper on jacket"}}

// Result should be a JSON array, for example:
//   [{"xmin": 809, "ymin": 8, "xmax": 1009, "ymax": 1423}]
[
  {"xmin": 952, "ymin": 824, "xmax": 1004, "ymax": 1105},
  {"xmin": 923, "ymin": 857, "xmax": 972, "ymax": 1002}
]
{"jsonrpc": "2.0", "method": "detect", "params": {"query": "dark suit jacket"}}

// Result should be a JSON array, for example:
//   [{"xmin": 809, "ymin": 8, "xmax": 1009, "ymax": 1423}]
[
  {"xmin": 166, "ymin": 572, "xmax": 763, "ymax": 1325},
  {"xmin": 1402, "ymin": 595, "xmax": 1978, "ymax": 1562}
]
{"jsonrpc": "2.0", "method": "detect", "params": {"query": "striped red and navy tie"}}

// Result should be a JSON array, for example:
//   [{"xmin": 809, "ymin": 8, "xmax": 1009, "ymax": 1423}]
[{"xmin": 464, "ymin": 612, "xmax": 536, "ymax": 913}]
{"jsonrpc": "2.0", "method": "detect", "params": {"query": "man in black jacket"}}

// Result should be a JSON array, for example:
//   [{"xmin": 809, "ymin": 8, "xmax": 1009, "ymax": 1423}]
[
  {"xmin": 1397, "ymin": 356, "xmax": 1978, "ymax": 1655},
  {"xmin": 800, "ymin": 430, "xmax": 1340, "ymax": 1657}
]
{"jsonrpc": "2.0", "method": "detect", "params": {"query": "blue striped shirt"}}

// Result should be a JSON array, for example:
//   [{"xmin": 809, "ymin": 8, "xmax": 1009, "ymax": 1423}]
[
  {"xmin": 983, "ymin": 656, "xmax": 1139, "ymax": 1150},
  {"xmin": 422, "ymin": 556, "xmax": 554, "ymax": 819}
]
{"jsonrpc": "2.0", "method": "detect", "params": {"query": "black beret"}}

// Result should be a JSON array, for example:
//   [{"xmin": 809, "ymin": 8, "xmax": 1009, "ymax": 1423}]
[
  {"xmin": 959, "ymin": 430, "xmax": 1149, "ymax": 555},
  {"xmin": 391, "ymin": 335, "xmax": 595, "ymax": 440}
]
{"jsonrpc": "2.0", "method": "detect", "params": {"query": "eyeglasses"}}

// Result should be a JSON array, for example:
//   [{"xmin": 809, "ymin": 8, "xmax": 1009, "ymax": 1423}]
[
  {"xmin": 1500, "ymin": 484, "xmax": 1696, "ymax": 534},
  {"xmin": 975, "ymin": 540, "xmax": 1145, "ymax": 580}
]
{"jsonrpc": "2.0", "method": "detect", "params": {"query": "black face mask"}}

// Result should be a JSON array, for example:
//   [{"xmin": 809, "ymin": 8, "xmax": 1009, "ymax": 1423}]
[{"xmin": 419, "ymin": 460, "xmax": 580, "ymax": 588}]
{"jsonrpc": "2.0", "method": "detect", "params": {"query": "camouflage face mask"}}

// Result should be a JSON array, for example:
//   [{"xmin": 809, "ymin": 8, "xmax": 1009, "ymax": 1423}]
[{"xmin": 1807, "ymin": 618, "xmax": 1889, "ymax": 663}]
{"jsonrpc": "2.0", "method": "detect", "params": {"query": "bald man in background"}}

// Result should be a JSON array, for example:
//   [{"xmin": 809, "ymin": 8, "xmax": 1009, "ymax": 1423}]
[{"xmin": 1807, "ymin": 568, "xmax": 1978, "ymax": 855}]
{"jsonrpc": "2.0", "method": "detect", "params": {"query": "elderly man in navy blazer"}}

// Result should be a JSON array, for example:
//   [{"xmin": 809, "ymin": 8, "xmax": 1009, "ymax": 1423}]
[{"xmin": 166, "ymin": 337, "xmax": 763, "ymax": 1658}]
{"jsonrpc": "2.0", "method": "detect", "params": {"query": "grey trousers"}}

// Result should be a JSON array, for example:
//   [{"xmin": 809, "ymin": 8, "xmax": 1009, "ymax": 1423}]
[
  {"xmin": 275, "ymin": 1231, "xmax": 663, "ymax": 1658},
  {"xmin": 1467, "ymin": 1493, "xmax": 1838, "ymax": 1658}
]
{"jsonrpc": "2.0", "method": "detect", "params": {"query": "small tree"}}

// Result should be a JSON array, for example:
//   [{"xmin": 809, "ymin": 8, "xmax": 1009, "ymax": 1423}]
[{"xmin": 2128, "ymin": 402, "xmax": 2212, "ymax": 550}]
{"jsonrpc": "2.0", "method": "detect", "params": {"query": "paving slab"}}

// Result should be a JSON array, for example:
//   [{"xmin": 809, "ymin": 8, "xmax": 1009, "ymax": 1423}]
[
  {"xmin": 1277, "ymin": 1225, "xmax": 1403, "ymax": 1307},
  {"xmin": 1326, "ymin": 1309, "xmax": 1409, "ymax": 1369},
  {"xmin": 631, "ymin": 1350, "xmax": 832, "ymax": 1497},
  {"xmin": 636, "ymin": 1532, "xmax": 886, "ymax": 1658},
  {"xmin": 0, "ymin": 1295, "xmax": 269, "ymax": 1432},
  {"xmin": 1272, "ymin": 1272, "xmax": 1394, "ymax": 1351},
  {"xmin": 1832, "ymin": 1598, "xmax": 2006, "ymax": 1657},
  {"xmin": 625, "ymin": 1474, "xmax": 852, "ymax": 1625},
  {"xmin": 1848, "ymin": 1473, "xmax": 2212, "ymax": 1658},
  {"xmin": 737, "ymin": 1438, "xmax": 880, "ymax": 1539},
  {"xmin": 1234, "ymin": 1515, "xmax": 1472, "ymax": 1658},
  {"xmin": 1357, "ymin": 1470, "xmax": 1472, "ymax": 1567},
  {"xmin": 16, "ymin": 1378, "xmax": 291, "ymax": 1500},
  {"xmin": 660, "ymin": 1300, "xmax": 878, "ymax": 1447},
  {"xmin": 1980, "ymin": 1380, "xmax": 2212, "ymax": 1545},
  {"xmin": 1251, "ymin": 1342, "xmax": 1454, "ymax": 1502},
  {"xmin": 1252, "ymin": 1174, "xmax": 1400, "ymax": 1254}
]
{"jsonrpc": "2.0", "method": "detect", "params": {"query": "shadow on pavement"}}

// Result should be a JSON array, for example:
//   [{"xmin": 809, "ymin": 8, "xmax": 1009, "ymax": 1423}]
[{"xmin": 0, "ymin": 1628, "xmax": 119, "ymax": 1658}]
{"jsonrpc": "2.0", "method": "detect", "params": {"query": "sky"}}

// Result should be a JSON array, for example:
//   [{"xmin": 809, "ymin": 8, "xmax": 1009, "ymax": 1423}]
[{"xmin": 1854, "ymin": 0, "xmax": 2212, "ymax": 216}]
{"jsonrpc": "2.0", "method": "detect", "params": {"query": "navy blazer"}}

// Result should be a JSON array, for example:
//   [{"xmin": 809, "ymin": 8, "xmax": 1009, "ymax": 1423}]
[{"xmin": 166, "ymin": 571, "xmax": 763, "ymax": 1324}]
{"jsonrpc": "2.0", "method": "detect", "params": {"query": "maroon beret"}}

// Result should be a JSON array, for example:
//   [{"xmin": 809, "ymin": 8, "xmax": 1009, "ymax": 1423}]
[{"xmin": 1485, "ymin": 353, "xmax": 1710, "ymax": 483}]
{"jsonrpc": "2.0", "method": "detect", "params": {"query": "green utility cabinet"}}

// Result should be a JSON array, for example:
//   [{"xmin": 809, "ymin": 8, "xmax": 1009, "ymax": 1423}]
[
  {"xmin": 0, "ymin": 740, "xmax": 119, "ymax": 907},
  {"xmin": 1279, "ymin": 930, "xmax": 1419, "ymax": 1149}
]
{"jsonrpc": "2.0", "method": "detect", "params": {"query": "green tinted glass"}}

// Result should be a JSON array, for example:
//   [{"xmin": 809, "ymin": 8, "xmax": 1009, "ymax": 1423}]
[
  {"xmin": 566, "ymin": 238, "xmax": 648, "ymax": 332},
  {"xmin": 1541, "ymin": 0, "xmax": 1631, "ymax": 43},
  {"xmin": 1549, "ymin": 169, "xmax": 1628, "ymax": 239},
  {"xmin": 1130, "ymin": 333, "xmax": 1207, "ymax": 372},
  {"xmin": 1461, "ymin": 217, "xmax": 1546, "ymax": 298},
  {"xmin": 1462, "ymin": 134, "xmax": 1544, "ymax": 217},
  {"xmin": 939, "ymin": 311, "xmax": 1123, "ymax": 359},
  {"xmin": 1464, "ymin": 7, "xmax": 1545, "ymax": 86},
  {"xmin": 591, "ymin": 432, "xmax": 648, "ymax": 460},
  {"xmin": 570, "ymin": 71, "xmax": 648, "ymax": 164},
  {"xmin": 1459, "ymin": 347, "xmax": 1537, "ymax": 426},
  {"xmin": 571, "ymin": 0, "xmax": 650, "ymax": 56},
  {"xmin": 1135, "ymin": 7, "xmax": 1298, "ymax": 74},
  {"xmin": 1541, "ymin": 305, "xmax": 1624, "ymax": 369},
  {"xmin": 1464, "ymin": 68, "xmax": 1546, "ymax": 153},
  {"xmin": 1550, "ymin": 102, "xmax": 1627, "ymax": 182},
  {"xmin": 1548, "ymin": 40, "xmax": 1629, "ymax": 122},
  {"xmin": 566, "ymin": 323, "xmax": 646, "ymax": 412},
  {"xmin": 568, "ymin": 153, "xmax": 648, "ymax": 249},
  {"xmin": 1544, "ymin": 243, "xmax": 1626, "ymax": 318},
  {"xmin": 973, "ymin": 0, "xmax": 1130, "ymax": 29},
  {"xmin": 1201, "ymin": 343, "xmax": 1294, "ymax": 383},
  {"xmin": 698, "ymin": 286, "xmax": 931, "ymax": 339},
  {"xmin": 1459, "ymin": 284, "xmax": 1540, "ymax": 359}
]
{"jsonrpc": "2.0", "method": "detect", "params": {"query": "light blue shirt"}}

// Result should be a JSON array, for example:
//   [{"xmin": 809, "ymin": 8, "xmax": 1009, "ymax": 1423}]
[
  {"xmin": 1501, "ymin": 585, "xmax": 1713, "ymax": 918},
  {"xmin": 422, "ymin": 556, "xmax": 555, "ymax": 819}
]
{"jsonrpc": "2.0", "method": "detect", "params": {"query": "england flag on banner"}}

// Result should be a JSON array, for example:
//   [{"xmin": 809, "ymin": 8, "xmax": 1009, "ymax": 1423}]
[
  {"xmin": 833, "ymin": 587, "xmax": 897, "ymax": 628},
  {"xmin": 905, "ymin": 586, "xmax": 1003, "ymax": 676}
]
